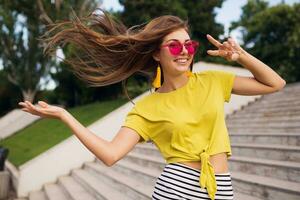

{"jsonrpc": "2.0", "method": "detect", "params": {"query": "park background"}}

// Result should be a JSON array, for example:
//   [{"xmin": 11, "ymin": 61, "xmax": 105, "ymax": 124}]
[
  {"xmin": 0, "ymin": 0, "xmax": 299, "ymax": 199},
  {"xmin": 0, "ymin": 0, "xmax": 299, "ymax": 116}
]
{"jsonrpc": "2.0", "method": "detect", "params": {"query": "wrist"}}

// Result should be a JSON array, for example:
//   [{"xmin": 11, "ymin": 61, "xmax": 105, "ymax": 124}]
[
  {"xmin": 236, "ymin": 48, "xmax": 248, "ymax": 64},
  {"xmin": 59, "ymin": 109, "xmax": 70, "ymax": 122}
]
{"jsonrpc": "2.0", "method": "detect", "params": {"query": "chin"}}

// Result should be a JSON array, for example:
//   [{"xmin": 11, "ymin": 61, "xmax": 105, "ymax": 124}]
[{"xmin": 176, "ymin": 64, "xmax": 191, "ymax": 71}]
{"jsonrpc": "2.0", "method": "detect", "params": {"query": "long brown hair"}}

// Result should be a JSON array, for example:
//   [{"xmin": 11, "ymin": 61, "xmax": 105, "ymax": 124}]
[{"xmin": 42, "ymin": 9, "xmax": 193, "ymax": 104}]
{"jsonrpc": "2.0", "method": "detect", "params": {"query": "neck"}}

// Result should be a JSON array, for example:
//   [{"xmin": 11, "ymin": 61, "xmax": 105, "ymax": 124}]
[{"xmin": 159, "ymin": 72, "xmax": 189, "ymax": 92}]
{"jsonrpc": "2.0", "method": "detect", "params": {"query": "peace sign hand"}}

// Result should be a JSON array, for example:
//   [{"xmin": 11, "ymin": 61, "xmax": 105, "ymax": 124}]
[{"xmin": 206, "ymin": 34, "xmax": 245, "ymax": 62}]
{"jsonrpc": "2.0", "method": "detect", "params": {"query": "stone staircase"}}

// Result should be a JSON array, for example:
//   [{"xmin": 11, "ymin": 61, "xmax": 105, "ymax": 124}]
[
  {"xmin": 18, "ymin": 83, "xmax": 300, "ymax": 200},
  {"xmin": 22, "ymin": 152, "xmax": 260, "ymax": 200},
  {"xmin": 225, "ymin": 82, "xmax": 300, "ymax": 200}
]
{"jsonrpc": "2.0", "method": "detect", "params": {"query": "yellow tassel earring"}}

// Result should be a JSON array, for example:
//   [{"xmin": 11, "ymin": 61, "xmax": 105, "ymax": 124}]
[
  {"xmin": 152, "ymin": 64, "xmax": 161, "ymax": 88},
  {"xmin": 186, "ymin": 70, "xmax": 192, "ymax": 77},
  {"xmin": 152, "ymin": 65, "xmax": 192, "ymax": 88}
]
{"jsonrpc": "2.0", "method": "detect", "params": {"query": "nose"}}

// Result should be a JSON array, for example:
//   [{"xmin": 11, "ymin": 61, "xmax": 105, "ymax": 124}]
[{"xmin": 181, "ymin": 44, "xmax": 188, "ymax": 55}]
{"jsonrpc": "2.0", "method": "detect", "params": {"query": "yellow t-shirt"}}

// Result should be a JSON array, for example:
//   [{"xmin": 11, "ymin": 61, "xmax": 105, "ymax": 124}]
[{"xmin": 122, "ymin": 69, "xmax": 236, "ymax": 200}]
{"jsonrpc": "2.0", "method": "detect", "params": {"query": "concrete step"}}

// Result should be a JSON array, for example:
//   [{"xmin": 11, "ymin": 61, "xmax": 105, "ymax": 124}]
[
  {"xmin": 131, "ymin": 143, "xmax": 162, "ymax": 157},
  {"xmin": 241, "ymin": 100, "xmax": 300, "ymax": 110},
  {"xmin": 235, "ymin": 98, "xmax": 300, "ymax": 109},
  {"xmin": 101, "ymin": 158, "xmax": 161, "ymax": 186},
  {"xmin": 58, "ymin": 176, "xmax": 96, "ymax": 200},
  {"xmin": 29, "ymin": 190, "xmax": 47, "ymax": 200},
  {"xmin": 229, "ymin": 132, "xmax": 300, "ymax": 146},
  {"xmin": 72, "ymin": 168, "xmax": 130, "ymax": 200},
  {"xmin": 123, "ymin": 151, "xmax": 166, "ymax": 171},
  {"xmin": 251, "ymin": 89, "xmax": 300, "ymax": 101},
  {"xmin": 263, "ymin": 89, "xmax": 300, "ymax": 95},
  {"xmin": 44, "ymin": 183, "xmax": 70, "ymax": 200},
  {"xmin": 229, "ymin": 156, "xmax": 300, "ymax": 183},
  {"xmin": 231, "ymin": 143, "xmax": 300, "ymax": 162},
  {"xmin": 230, "ymin": 104, "xmax": 300, "ymax": 114},
  {"xmin": 282, "ymin": 82, "xmax": 300, "ymax": 89},
  {"xmin": 231, "ymin": 171, "xmax": 300, "ymax": 200},
  {"xmin": 229, "ymin": 110, "xmax": 300, "ymax": 119},
  {"xmin": 227, "ymin": 115, "xmax": 300, "ymax": 122},
  {"xmin": 228, "ymin": 126, "xmax": 300, "ymax": 133},
  {"xmin": 227, "ymin": 123, "xmax": 300, "ymax": 128},
  {"xmin": 226, "ymin": 108, "xmax": 300, "ymax": 117},
  {"xmin": 227, "ymin": 119, "xmax": 300, "ymax": 127},
  {"xmin": 278, "ymin": 82, "xmax": 300, "ymax": 90},
  {"xmin": 254, "ymin": 95, "xmax": 300, "ymax": 102},
  {"xmin": 234, "ymin": 192, "xmax": 263, "ymax": 200},
  {"xmin": 237, "ymin": 105, "xmax": 300, "ymax": 113},
  {"xmin": 256, "ymin": 98, "xmax": 300, "ymax": 106},
  {"xmin": 227, "ymin": 118, "xmax": 300, "ymax": 126},
  {"xmin": 84, "ymin": 162, "xmax": 153, "ymax": 200},
  {"xmin": 259, "ymin": 93, "xmax": 300, "ymax": 101}
]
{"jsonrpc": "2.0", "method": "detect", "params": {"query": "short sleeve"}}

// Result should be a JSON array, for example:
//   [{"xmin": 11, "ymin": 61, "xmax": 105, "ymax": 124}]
[
  {"xmin": 122, "ymin": 107, "xmax": 150, "ymax": 143},
  {"xmin": 210, "ymin": 70, "xmax": 236, "ymax": 103}
]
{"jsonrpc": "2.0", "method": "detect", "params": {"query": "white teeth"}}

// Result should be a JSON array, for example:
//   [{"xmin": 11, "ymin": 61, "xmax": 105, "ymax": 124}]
[{"xmin": 175, "ymin": 59, "xmax": 188, "ymax": 63}]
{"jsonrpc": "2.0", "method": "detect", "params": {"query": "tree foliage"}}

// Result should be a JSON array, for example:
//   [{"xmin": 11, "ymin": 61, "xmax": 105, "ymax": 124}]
[
  {"xmin": 0, "ymin": 0, "xmax": 52, "ymax": 102},
  {"xmin": 0, "ymin": 70, "xmax": 22, "ymax": 117},
  {"xmin": 231, "ymin": 0, "xmax": 300, "ymax": 82},
  {"xmin": 0, "ymin": 0, "xmax": 105, "ymax": 108}
]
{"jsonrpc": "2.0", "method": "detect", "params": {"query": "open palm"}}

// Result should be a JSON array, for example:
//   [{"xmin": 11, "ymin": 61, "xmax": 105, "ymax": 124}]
[
  {"xmin": 206, "ymin": 34, "xmax": 244, "ymax": 62},
  {"xmin": 18, "ymin": 101, "xmax": 65, "ymax": 120}
]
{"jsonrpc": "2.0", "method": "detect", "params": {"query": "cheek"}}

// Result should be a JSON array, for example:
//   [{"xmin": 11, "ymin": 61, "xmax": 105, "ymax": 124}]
[{"xmin": 160, "ymin": 50, "xmax": 174, "ymax": 63}]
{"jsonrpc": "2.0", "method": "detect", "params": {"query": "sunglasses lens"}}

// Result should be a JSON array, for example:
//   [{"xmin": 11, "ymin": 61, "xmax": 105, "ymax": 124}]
[
  {"xmin": 185, "ymin": 41, "xmax": 198, "ymax": 55},
  {"xmin": 168, "ymin": 42, "xmax": 182, "ymax": 55},
  {"xmin": 163, "ymin": 40, "xmax": 199, "ymax": 56}
]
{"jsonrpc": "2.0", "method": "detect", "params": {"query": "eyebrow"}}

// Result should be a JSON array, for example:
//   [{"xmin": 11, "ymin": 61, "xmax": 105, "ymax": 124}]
[{"xmin": 165, "ymin": 39, "xmax": 191, "ymax": 43}]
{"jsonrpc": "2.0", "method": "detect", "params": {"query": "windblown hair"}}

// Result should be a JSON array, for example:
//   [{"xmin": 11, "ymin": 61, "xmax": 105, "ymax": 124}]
[{"xmin": 42, "ymin": 9, "xmax": 193, "ymax": 104}]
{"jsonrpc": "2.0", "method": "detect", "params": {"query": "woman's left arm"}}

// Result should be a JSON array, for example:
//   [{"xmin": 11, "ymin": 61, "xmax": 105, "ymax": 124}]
[{"xmin": 206, "ymin": 34, "xmax": 286, "ymax": 95}]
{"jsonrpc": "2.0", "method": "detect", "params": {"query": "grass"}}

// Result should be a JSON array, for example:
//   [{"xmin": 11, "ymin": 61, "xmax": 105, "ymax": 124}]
[{"xmin": 0, "ymin": 98, "xmax": 129, "ymax": 167}]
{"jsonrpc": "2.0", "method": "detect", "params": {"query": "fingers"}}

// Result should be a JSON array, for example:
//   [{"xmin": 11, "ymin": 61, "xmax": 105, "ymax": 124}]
[
  {"xmin": 206, "ymin": 34, "xmax": 222, "ymax": 48},
  {"xmin": 19, "ymin": 101, "xmax": 48, "ymax": 108},
  {"xmin": 25, "ymin": 101, "xmax": 34, "ymax": 108},
  {"xmin": 228, "ymin": 38, "xmax": 235, "ymax": 47},
  {"xmin": 18, "ymin": 101, "xmax": 41, "ymax": 113},
  {"xmin": 38, "ymin": 101, "xmax": 48, "ymax": 108},
  {"xmin": 223, "ymin": 41, "xmax": 232, "ymax": 50},
  {"xmin": 231, "ymin": 52, "xmax": 239, "ymax": 61},
  {"xmin": 21, "ymin": 108, "xmax": 29, "ymax": 112},
  {"xmin": 207, "ymin": 50, "xmax": 229, "ymax": 57},
  {"xmin": 207, "ymin": 50, "xmax": 219, "ymax": 56},
  {"xmin": 228, "ymin": 37, "xmax": 242, "ymax": 50},
  {"xmin": 18, "ymin": 102, "xmax": 26, "ymax": 106},
  {"xmin": 18, "ymin": 102, "xmax": 29, "ymax": 111},
  {"xmin": 206, "ymin": 35, "xmax": 242, "ymax": 61}
]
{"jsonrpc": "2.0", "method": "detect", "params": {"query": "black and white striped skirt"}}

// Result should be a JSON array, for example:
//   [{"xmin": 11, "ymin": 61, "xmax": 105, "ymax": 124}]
[{"xmin": 152, "ymin": 163, "xmax": 234, "ymax": 200}]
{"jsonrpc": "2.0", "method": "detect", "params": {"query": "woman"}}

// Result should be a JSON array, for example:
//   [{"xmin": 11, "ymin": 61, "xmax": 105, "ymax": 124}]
[{"xmin": 19, "ymin": 10, "xmax": 286, "ymax": 200}]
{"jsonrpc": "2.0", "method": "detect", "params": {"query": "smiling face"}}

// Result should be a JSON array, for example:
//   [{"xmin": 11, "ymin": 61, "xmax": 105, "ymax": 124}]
[{"xmin": 153, "ymin": 28, "xmax": 195, "ymax": 77}]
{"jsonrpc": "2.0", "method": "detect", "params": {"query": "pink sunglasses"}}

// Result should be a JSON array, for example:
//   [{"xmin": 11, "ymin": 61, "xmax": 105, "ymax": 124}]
[{"xmin": 161, "ymin": 40, "xmax": 199, "ymax": 56}]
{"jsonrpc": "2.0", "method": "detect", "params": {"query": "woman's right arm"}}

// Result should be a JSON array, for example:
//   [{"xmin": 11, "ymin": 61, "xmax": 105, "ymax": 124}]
[{"xmin": 18, "ymin": 101, "xmax": 141, "ymax": 166}]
